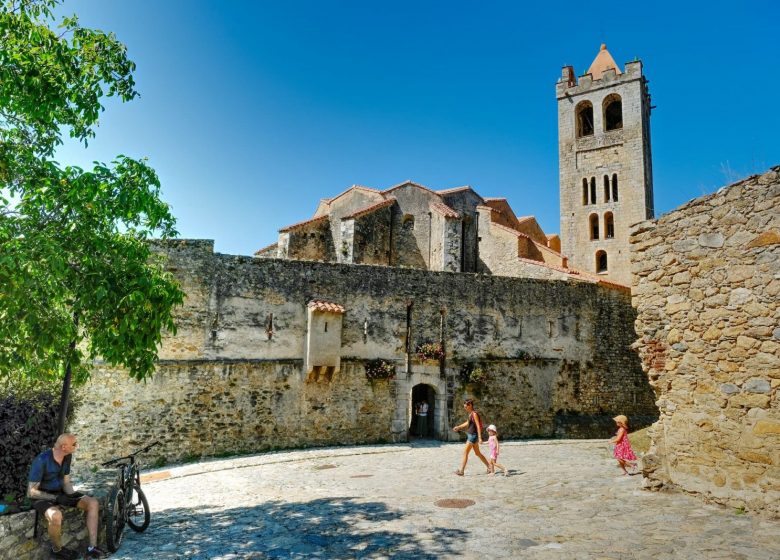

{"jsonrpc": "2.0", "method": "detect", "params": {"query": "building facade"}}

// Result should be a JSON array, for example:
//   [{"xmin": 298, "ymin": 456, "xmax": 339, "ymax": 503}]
[{"xmin": 557, "ymin": 44, "xmax": 655, "ymax": 286}]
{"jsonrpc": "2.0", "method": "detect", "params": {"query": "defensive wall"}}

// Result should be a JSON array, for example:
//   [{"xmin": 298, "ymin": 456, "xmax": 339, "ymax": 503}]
[
  {"xmin": 71, "ymin": 241, "xmax": 657, "ymax": 466},
  {"xmin": 631, "ymin": 166, "xmax": 780, "ymax": 517}
]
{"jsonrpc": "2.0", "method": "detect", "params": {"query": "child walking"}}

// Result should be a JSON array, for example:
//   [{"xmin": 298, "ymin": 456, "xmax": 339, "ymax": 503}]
[
  {"xmin": 610, "ymin": 415, "xmax": 637, "ymax": 475},
  {"xmin": 486, "ymin": 424, "xmax": 508, "ymax": 476}
]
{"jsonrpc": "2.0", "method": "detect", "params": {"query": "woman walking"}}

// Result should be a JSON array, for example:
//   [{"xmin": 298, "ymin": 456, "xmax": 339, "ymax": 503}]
[{"xmin": 452, "ymin": 399, "xmax": 491, "ymax": 476}]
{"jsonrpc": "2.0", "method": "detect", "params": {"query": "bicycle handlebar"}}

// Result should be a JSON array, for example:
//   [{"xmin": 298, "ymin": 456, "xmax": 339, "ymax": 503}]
[{"xmin": 101, "ymin": 441, "xmax": 161, "ymax": 467}]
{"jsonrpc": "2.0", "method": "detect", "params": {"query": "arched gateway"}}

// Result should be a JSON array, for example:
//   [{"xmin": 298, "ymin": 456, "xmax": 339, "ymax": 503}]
[{"xmin": 392, "ymin": 365, "xmax": 453, "ymax": 442}]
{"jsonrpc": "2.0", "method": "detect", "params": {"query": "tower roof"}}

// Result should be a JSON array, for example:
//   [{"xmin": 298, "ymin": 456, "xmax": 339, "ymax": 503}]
[{"xmin": 586, "ymin": 44, "xmax": 622, "ymax": 80}]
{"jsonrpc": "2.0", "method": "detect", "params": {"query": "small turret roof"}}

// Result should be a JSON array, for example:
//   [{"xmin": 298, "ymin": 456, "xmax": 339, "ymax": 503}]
[{"xmin": 587, "ymin": 44, "xmax": 622, "ymax": 80}]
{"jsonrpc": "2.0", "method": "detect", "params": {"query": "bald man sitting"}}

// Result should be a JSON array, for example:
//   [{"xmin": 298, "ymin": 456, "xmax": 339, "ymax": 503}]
[{"xmin": 28, "ymin": 433, "xmax": 105, "ymax": 559}]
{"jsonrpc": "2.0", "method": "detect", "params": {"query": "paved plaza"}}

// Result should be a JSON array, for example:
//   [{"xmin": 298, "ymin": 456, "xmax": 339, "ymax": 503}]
[{"xmin": 110, "ymin": 440, "xmax": 780, "ymax": 560}]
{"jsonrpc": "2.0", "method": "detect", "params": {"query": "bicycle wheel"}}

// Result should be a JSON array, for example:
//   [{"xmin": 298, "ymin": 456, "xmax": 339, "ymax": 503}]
[
  {"xmin": 127, "ymin": 483, "xmax": 151, "ymax": 532},
  {"xmin": 105, "ymin": 486, "xmax": 126, "ymax": 552}
]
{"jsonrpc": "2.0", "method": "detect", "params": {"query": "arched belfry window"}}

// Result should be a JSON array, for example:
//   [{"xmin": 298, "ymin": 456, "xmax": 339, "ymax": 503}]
[
  {"xmin": 603, "ymin": 94, "xmax": 623, "ymax": 131},
  {"xmin": 576, "ymin": 101, "xmax": 594, "ymax": 138},
  {"xmin": 596, "ymin": 250, "xmax": 608, "ymax": 272},
  {"xmin": 603, "ymin": 175, "xmax": 610, "ymax": 202},
  {"xmin": 612, "ymin": 174, "xmax": 619, "ymax": 201},
  {"xmin": 589, "ymin": 213, "xmax": 599, "ymax": 240},
  {"xmin": 582, "ymin": 178, "xmax": 588, "ymax": 205},
  {"xmin": 605, "ymin": 212, "xmax": 615, "ymax": 239},
  {"xmin": 590, "ymin": 177, "xmax": 596, "ymax": 204}
]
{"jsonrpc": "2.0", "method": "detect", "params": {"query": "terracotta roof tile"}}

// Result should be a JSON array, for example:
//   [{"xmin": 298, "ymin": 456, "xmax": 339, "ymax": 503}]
[
  {"xmin": 327, "ymin": 184, "xmax": 381, "ymax": 204},
  {"xmin": 342, "ymin": 198, "xmax": 396, "ymax": 220},
  {"xmin": 487, "ymin": 221, "xmax": 531, "ymax": 239},
  {"xmin": 518, "ymin": 256, "xmax": 629, "ymax": 292},
  {"xmin": 278, "ymin": 214, "xmax": 329, "ymax": 233},
  {"xmin": 517, "ymin": 257, "xmax": 573, "ymax": 275},
  {"xmin": 531, "ymin": 239, "xmax": 564, "ymax": 258},
  {"xmin": 253, "ymin": 242, "xmax": 278, "ymax": 256},
  {"xmin": 307, "ymin": 300, "xmax": 345, "ymax": 314},
  {"xmin": 429, "ymin": 202, "xmax": 460, "ymax": 219},
  {"xmin": 587, "ymin": 44, "xmax": 622, "ymax": 80},
  {"xmin": 382, "ymin": 180, "xmax": 437, "ymax": 195},
  {"xmin": 437, "ymin": 185, "xmax": 475, "ymax": 195},
  {"xmin": 483, "ymin": 197, "xmax": 506, "ymax": 202}
]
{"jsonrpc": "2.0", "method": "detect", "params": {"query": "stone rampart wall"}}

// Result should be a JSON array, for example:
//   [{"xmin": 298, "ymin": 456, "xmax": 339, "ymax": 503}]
[
  {"xmin": 631, "ymin": 167, "xmax": 780, "ymax": 517},
  {"xmin": 70, "ymin": 243, "xmax": 656, "ymax": 468}
]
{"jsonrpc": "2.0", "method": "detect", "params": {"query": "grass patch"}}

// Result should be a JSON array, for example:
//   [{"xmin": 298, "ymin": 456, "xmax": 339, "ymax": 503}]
[{"xmin": 629, "ymin": 427, "xmax": 651, "ymax": 454}]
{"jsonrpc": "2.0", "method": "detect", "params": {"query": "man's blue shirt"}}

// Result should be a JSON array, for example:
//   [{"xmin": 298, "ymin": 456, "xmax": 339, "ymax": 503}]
[{"xmin": 28, "ymin": 449, "xmax": 72, "ymax": 493}]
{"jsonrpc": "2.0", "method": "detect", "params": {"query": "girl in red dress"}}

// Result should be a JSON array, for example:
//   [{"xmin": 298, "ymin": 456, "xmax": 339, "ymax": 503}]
[{"xmin": 610, "ymin": 415, "xmax": 637, "ymax": 475}]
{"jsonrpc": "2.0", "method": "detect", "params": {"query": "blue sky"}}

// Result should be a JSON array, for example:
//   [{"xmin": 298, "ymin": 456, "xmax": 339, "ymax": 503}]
[{"xmin": 56, "ymin": 0, "xmax": 779, "ymax": 256}]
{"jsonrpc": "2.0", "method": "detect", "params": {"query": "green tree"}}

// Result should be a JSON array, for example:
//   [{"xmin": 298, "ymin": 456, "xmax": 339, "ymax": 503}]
[{"xmin": 0, "ymin": 0, "xmax": 184, "ymax": 428}]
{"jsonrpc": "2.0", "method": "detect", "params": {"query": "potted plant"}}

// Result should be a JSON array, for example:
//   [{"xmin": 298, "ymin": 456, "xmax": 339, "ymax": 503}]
[
  {"xmin": 415, "ymin": 341, "xmax": 445, "ymax": 362},
  {"xmin": 365, "ymin": 359, "xmax": 396, "ymax": 381},
  {"xmin": 460, "ymin": 363, "xmax": 490, "ymax": 393}
]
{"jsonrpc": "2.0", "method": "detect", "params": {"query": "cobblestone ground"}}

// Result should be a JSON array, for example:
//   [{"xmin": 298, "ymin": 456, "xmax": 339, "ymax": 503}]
[{"xmin": 110, "ymin": 440, "xmax": 780, "ymax": 560}]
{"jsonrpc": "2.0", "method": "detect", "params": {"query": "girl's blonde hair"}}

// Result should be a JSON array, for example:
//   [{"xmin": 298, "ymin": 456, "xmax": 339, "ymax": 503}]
[{"xmin": 613, "ymin": 415, "xmax": 629, "ymax": 428}]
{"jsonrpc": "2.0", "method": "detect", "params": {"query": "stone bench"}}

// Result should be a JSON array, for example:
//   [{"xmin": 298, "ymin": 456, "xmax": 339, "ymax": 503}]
[{"xmin": 0, "ymin": 470, "xmax": 117, "ymax": 560}]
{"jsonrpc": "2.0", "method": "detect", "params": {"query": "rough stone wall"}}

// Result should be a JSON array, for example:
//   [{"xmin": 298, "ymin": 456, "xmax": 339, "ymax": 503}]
[
  {"xmin": 429, "ymin": 212, "xmax": 461, "ymax": 272},
  {"xmin": 281, "ymin": 219, "xmax": 334, "ymax": 262},
  {"xmin": 440, "ymin": 216, "xmax": 461, "ymax": 272},
  {"xmin": 439, "ymin": 189, "xmax": 482, "ymax": 272},
  {"xmin": 558, "ymin": 60, "xmax": 654, "ymax": 286},
  {"xmin": 324, "ymin": 188, "xmax": 385, "ymax": 260},
  {"xmin": 387, "ymin": 184, "xmax": 441, "ymax": 269},
  {"xmin": 477, "ymin": 211, "xmax": 568, "ymax": 281},
  {"xmin": 76, "ymin": 360, "xmax": 395, "ymax": 464},
  {"xmin": 351, "ymin": 205, "xmax": 392, "ymax": 266},
  {"xmin": 515, "ymin": 217, "xmax": 548, "ymax": 246},
  {"xmin": 631, "ymin": 167, "xmax": 780, "ymax": 517},
  {"xmin": 71, "ymin": 242, "xmax": 656, "ymax": 467}
]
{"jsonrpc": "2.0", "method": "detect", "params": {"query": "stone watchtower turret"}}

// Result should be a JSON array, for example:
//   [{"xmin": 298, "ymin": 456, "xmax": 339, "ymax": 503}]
[{"xmin": 557, "ymin": 44, "xmax": 654, "ymax": 286}]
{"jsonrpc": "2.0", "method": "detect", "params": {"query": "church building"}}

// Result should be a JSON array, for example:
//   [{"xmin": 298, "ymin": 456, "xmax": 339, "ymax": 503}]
[{"xmin": 256, "ymin": 45, "xmax": 654, "ymax": 290}]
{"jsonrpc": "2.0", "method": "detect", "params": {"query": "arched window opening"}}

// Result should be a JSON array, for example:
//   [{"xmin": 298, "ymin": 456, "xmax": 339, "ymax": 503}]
[
  {"xmin": 402, "ymin": 214, "xmax": 415, "ymax": 230},
  {"xmin": 612, "ymin": 174, "xmax": 619, "ymax": 201},
  {"xmin": 596, "ymin": 250, "xmax": 608, "ymax": 272},
  {"xmin": 589, "ymin": 214, "xmax": 599, "ymax": 240},
  {"xmin": 603, "ymin": 175, "xmax": 610, "ymax": 202},
  {"xmin": 603, "ymin": 94, "xmax": 623, "ymax": 131},
  {"xmin": 590, "ymin": 177, "xmax": 596, "ymax": 204},
  {"xmin": 582, "ymin": 178, "xmax": 588, "ymax": 205},
  {"xmin": 605, "ymin": 212, "xmax": 615, "ymax": 239},
  {"xmin": 576, "ymin": 101, "xmax": 594, "ymax": 138}
]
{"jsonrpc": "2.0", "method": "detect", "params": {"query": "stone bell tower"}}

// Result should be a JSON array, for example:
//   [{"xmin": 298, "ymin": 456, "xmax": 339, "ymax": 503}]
[{"xmin": 557, "ymin": 44, "xmax": 654, "ymax": 286}]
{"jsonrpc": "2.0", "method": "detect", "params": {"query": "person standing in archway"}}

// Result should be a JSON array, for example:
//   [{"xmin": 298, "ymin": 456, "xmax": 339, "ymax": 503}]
[
  {"xmin": 452, "ymin": 399, "xmax": 490, "ymax": 475},
  {"xmin": 417, "ymin": 399, "xmax": 429, "ymax": 437}
]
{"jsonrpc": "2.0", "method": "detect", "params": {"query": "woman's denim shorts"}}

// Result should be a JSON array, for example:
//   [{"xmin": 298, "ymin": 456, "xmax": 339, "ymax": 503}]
[{"xmin": 466, "ymin": 433, "xmax": 478, "ymax": 444}]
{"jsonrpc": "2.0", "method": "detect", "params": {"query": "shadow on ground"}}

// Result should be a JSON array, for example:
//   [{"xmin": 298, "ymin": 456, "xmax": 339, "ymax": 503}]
[{"xmin": 112, "ymin": 496, "xmax": 469, "ymax": 559}]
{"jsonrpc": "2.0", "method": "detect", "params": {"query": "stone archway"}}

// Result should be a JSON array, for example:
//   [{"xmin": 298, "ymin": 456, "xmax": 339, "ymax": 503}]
[
  {"xmin": 392, "ymin": 365, "xmax": 450, "ymax": 442},
  {"xmin": 410, "ymin": 383, "xmax": 436, "ymax": 438}
]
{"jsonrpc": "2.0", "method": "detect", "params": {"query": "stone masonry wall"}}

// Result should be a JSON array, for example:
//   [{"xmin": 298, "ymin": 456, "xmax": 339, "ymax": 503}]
[
  {"xmin": 70, "ymin": 241, "xmax": 656, "ymax": 468},
  {"xmin": 630, "ymin": 167, "xmax": 780, "ymax": 517}
]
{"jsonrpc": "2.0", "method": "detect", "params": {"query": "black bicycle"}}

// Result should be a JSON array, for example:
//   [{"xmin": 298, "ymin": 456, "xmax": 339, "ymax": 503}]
[{"xmin": 101, "ymin": 441, "xmax": 161, "ymax": 552}]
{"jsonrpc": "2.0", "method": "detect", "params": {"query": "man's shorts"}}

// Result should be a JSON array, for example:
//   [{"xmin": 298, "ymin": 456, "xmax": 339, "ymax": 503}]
[
  {"xmin": 32, "ymin": 492, "xmax": 82, "ymax": 514},
  {"xmin": 32, "ymin": 499, "xmax": 59, "ymax": 515}
]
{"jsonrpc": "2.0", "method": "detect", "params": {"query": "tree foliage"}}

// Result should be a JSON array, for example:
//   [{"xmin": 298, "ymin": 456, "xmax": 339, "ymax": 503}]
[{"xmin": 0, "ymin": 0, "xmax": 184, "ymax": 382}]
